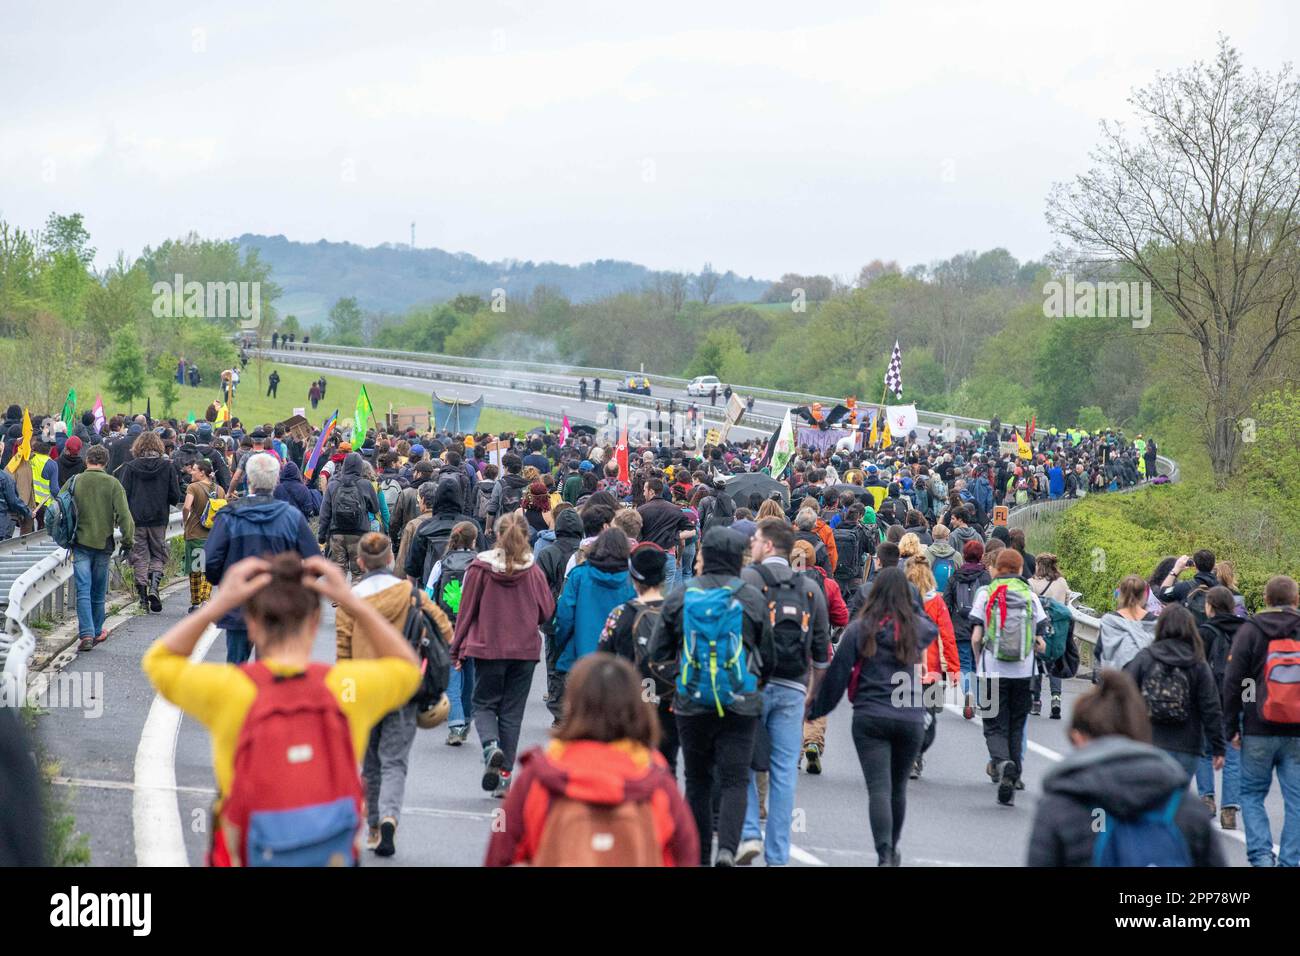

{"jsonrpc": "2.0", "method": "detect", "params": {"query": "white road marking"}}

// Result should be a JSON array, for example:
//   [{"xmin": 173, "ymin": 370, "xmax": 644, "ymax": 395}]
[
  {"xmin": 132, "ymin": 624, "xmax": 218, "ymax": 867},
  {"xmin": 52, "ymin": 776, "xmax": 217, "ymax": 796},
  {"xmin": 788, "ymin": 845, "xmax": 829, "ymax": 866}
]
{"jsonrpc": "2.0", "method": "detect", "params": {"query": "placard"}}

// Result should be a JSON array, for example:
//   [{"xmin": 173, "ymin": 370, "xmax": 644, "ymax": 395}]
[{"xmin": 993, "ymin": 505, "xmax": 1009, "ymax": 527}]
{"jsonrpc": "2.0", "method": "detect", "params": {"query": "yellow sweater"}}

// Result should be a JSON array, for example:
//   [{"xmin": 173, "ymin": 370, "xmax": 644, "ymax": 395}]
[{"xmin": 142, "ymin": 640, "xmax": 420, "ymax": 798}]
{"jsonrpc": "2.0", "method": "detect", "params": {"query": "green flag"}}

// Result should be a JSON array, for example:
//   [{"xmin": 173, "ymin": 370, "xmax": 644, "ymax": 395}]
[
  {"xmin": 354, "ymin": 385, "xmax": 373, "ymax": 439},
  {"xmin": 769, "ymin": 408, "xmax": 795, "ymax": 478},
  {"xmin": 61, "ymin": 388, "xmax": 77, "ymax": 430},
  {"xmin": 187, "ymin": 412, "xmax": 196, "ymax": 425}
]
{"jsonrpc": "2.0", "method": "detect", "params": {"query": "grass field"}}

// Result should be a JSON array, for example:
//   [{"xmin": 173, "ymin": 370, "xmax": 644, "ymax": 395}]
[{"xmin": 74, "ymin": 362, "xmax": 542, "ymax": 435}]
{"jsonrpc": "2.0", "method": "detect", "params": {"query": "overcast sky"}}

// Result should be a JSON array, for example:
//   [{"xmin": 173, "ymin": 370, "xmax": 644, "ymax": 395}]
[{"xmin": 2, "ymin": 1, "xmax": 1295, "ymax": 279}]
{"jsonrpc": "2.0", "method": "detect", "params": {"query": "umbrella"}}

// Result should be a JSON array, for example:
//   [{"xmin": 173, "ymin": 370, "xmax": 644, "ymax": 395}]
[
  {"xmin": 570, "ymin": 424, "xmax": 597, "ymax": 437},
  {"xmin": 824, "ymin": 483, "xmax": 872, "ymax": 503},
  {"xmin": 719, "ymin": 471, "xmax": 789, "ymax": 507}
]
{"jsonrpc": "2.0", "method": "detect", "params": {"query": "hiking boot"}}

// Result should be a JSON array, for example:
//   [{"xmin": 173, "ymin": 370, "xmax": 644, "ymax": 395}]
[
  {"xmin": 735, "ymin": 839, "xmax": 763, "ymax": 866},
  {"xmin": 804, "ymin": 743, "xmax": 822, "ymax": 775},
  {"xmin": 446, "ymin": 724, "xmax": 469, "ymax": 747},
  {"xmin": 482, "ymin": 742, "xmax": 506, "ymax": 791},
  {"xmin": 997, "ymin": 760, "xmax": 1018, "ymax": 806},
  {"xmin": 492, "ymin": 772, "xmax": 510, "ymax": 799},
  {"xmin": 366, "ymin": 825, "xmax": 381, "ymax": 850},
  {"xmin": 375, "ymin": 818, "xmax": 397, "ymax": 857},
  {"xmin": 987, "ymin": 759, "xmax": 1001, "ymax": 784},
  {"xmin": 714, "ymin": 848, "xmax": 735, "ymax": 867},
  {"xmin": 147, "ymin": 573, "xmax": 163, "ymax": 612},
  {"xmin": 911, "ymin": 756, "xmax": 924, "ymax": 780},
  {"xmin": 963, "ymin": 692, "xmax": 976, "ymax": 720},
  {"xmin": 1202, "ymin": 794, "xmax": 1216, "ymax": 816},
  {"xmin": 1050, "ymin": 695, "xmax": 1062, "ymax": 720},
  {"xmin": 137, "ymin": 582, "xmax": 150, "ymax": 612},
  {"xmin": 1220, "ymin": 807, "xmax": 1238, "ymax": 830},
  {"xmin": 1031, "ymin": 698, "xmax": 1042, "ymax": 717},
  {"xmin": 78, "ymin": 637, "xmax": 94, "ymax": 652}
]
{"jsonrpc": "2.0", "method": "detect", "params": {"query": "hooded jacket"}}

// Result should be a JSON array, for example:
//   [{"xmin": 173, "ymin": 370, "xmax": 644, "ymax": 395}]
[
  {"xmin": 1124, "ymin": 641, "xmax": 1225, "ymax": 756},
  {"xmin": 202, "ymin": 495, "xmax": 321, "ymax": 630},
  {"xmin": 943, "ymin": 562, "xmax": 992, "ymax": 641},
  {"xmin": 1097, "ymin": 612, "xmax": 1156, "ymax": 671},
  {"xmin": 1223, "ymin": 607, "xmax": 1300, "ymax": 738},
  {"xmin": 449, "ymin": 549, "xmax": 554, "ymax": 663},
  {"xmin": 118, "ymin": 453, "xmax": 182, "ymax": 527},
  {"xmin": 318, "ymin": 452, "xmax": 381, "ymax": 541},
  {"xmin": 537, "ymin": 508, "xmax": 584, "ymax": 599},
  {"xmin": 56, "ymin": 446, "xmax": 86, "ymax": 486},
  {"xmin": 336, "ymin": 570, "xmax": 450, "ymax": 661},
  {"xmin": 273, "ymin": 460, "xmax": 319, "ymax": 519},
  {"xmin": 484, "ymin": 738, "xmax": 697, "ymax": 867},
  {"xmin": 1157, "ymin": 569, "xmax": 1220, "ymax": 607},
  {"xmin": 1198, "ymin": 613, "xmax": 1244, "ymax": 690},
  {"xmin": 555, "ymin": 559, "xmax": 636, "ymax": 674},
  {"xmin": 1026, "ymin": 736, "xmax": 1225, "ymax": 867},
  {"xmin": 948, "ymin": 523, "xmax": 982, "ymax": 555},
  {"xmin": 489, "ymin": 471, "xmax": 532, "ymax": 517},
  {"xmin": 106, "ymin": 425, "xmax": 141, "ymax": 478},
  {"xmin": 808, "ymin": 607, "xmax": 939, "ymax": 723},
  {"xmin": 405, "ymin": 475, "xmax": 486, "ymax": 581}
]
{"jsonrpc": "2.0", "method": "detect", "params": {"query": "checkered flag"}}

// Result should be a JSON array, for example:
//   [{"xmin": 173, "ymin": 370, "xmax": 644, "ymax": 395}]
[{"xmin": 884, "ymin": 340, "xmax": 903, "ymax": 398}]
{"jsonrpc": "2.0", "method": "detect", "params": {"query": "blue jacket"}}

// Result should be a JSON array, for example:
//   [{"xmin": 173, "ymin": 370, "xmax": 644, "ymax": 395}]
[
  {"xmin": 202, "ymin": 495, "xmax": 321, "ymax": 630},
  {"xmin": 554, "ymin": 562, "xmax": 634, "ymax": 674},
  {"xmin": 1047, "ymin": 466, "xmax": 1064, "ymax": 498},
  {"xmin": 971, "ymin": 475, "xmax": 994, "ymax": 515},
  {"xmin": 273, "ymin": 461, "xmax": 320, "ymax": 518}
]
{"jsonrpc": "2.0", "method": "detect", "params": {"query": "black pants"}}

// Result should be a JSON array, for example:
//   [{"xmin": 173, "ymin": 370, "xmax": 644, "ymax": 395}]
[
  {"xmin": 470, "ymin": 658, "xmax": 536, "ymax": 771},
  {"xmin": 657, "ymin": 706, "xmax": 680, "ymax": 774},
  {"xmin": 850, "ymin": 713, "xmax": 925, "ymax": 861},
  {"xmin": 980, "ymin": 675, "xmax": 1033, "ymax": 773},
  {"xmin": 677, "ymin": 710, "xmax": 758, "ymax": 865},
  {"xmin": 267, "ymin": 384, "xmax": 277, "ymax": 397}
]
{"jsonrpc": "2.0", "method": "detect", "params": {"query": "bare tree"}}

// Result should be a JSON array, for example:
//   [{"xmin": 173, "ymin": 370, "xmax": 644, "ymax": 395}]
[
  {"xmin": 1047, "ymin": 38, "xmax": 1300, "ymax": 483},
  {"xmin": 696, "ymin": 262, "xmax": 720, "ymax": 305}
]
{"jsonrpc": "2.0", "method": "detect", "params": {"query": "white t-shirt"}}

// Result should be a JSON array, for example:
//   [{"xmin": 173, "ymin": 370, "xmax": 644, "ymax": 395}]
[{"xmin": 969, "ymin": 580, "xmax": 1047, "ymax": 679}]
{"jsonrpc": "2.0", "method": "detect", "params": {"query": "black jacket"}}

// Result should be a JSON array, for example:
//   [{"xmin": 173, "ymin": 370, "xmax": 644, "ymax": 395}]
[
  {"xmin": 808, "ymin": 611, "xmax": 937, "ymax": 723},
  {"xmin": 537, "ymin": 508, "xmax": 583, "ymax": 600},
  {"xmin": 1157, "ymin": 569, "xmax": 1219, "ymax": 607},
  {"xmin": 118, "ymin": 454, "xmax": 181, "ymax": 527},
  {"xmin": 1199, "ymin": 614, "xmax": 1244, "ymax": 691},
  {"xmin": 56, "ymin": 449, "xmax": 85, "ymax": 486},
  {"xmin": 1223, "ymin": 607, "xmax": 1300, "ymax": 738},
  {"xmin": 1027, "ymin": 736, "xmax": 1225, "ymax": 867},
  {"xmin": 943, "ymin": 563, "xmax": 992, "ymax": 641},
  {"xmin": 318, "ymin": 452, "xmax": 381, "ymax": 541},
  {"xmin": 1124, "ymin": 641, "xmax": 1225, "ymax": 756},
  {"xmin": 405, "ymin": 475, "xmax": 485, "ymax": 581},
  {"xmin": 106, "ymin": 429, "xmax": 139, "ymax": 478},
  {"xmin": 195, "ymin": 442, "xmax": 233, "ymax": 490}
]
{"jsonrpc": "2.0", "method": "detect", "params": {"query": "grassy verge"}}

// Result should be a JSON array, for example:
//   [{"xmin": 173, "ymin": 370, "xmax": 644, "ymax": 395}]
[
  {"xmin": 20, "ymin": 705, "xmax": 91, "ymax": 866},
  {"xmin": 75, "ymin": 363, "xmax": 542, "ymax": 434}
]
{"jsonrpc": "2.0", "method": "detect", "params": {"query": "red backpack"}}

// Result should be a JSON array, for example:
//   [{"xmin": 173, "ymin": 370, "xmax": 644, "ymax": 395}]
[
  {"xmin": 215, "ymin": 663, "xmax": 364, "ymax": 867},
  {"xmin": 1261, "ymin": 629, "xmax": 1300, "ymax": 725}
]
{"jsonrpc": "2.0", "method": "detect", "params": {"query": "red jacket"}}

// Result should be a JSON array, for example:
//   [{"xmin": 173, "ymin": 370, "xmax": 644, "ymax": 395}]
[
  {"xmin": 485, "ymin": 739, "xmax": 698, "ymax": 867},
  {"xmin": 922, "ymin": 590, "xmax": 959, "ymax": 684},
  {"xmin": 450, "ymin": 551, "xmax": 555, "ymax": 663},
  {"xmin": 809, "ymin": 566, "xmax": 850, "ymax": 628}
]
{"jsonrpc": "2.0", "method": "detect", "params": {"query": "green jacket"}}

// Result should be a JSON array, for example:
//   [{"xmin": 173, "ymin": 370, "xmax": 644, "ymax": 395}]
[{"xmin": 72, "ymin": 469, "xmax": 135, "ymax": 552}]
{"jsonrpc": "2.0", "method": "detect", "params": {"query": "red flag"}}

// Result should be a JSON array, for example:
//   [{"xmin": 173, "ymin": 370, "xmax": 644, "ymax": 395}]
[
  {"xmin": 616, "ymin": 424, "xmax": 630, "ymax": 483},
  {"xmin": 1026, "ymin": 414, "xmax": 1036, "ymax": 443}
]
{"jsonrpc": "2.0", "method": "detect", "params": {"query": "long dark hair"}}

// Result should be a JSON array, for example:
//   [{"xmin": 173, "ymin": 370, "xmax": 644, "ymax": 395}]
[
  {"xmin": 855, "ymin": 566, "xmax": 920, "ymax": 665},
  {"xmin": 1154, "ymin": 604, "xmax": 1206, "ymax": 660}
]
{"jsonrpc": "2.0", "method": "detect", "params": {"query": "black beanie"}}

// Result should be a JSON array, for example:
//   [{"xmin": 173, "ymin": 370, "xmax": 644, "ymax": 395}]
[{"xmin": 628, "ymin": 542, "xmax": 667, "ymax": 586}]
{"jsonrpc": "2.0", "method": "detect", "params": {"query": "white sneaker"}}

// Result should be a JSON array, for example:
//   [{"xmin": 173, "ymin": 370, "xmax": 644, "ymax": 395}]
[{"xmin": 736, "ymin": 838, "xmax": 764, "ymax": 866}]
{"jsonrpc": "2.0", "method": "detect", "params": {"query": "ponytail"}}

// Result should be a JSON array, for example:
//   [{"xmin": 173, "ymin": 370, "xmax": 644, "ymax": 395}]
[{"xmin": 494, "ymin": 511, "xmax": 530, "ymax": 574}]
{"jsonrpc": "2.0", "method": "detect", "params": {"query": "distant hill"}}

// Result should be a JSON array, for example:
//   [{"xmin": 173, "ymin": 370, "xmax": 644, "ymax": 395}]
[{"xmin": 236, "ymin": 234, "xmax": 770, "ymax": 326}]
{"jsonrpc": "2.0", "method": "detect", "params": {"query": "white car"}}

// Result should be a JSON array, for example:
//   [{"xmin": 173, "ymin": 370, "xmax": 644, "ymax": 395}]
[{"xmin": 686, "ymin": 375, "xmax": 725, "ymax": 397}]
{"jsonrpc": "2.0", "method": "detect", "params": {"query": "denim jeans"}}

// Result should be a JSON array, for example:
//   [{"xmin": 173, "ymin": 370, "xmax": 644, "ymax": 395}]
[
  {"xmin": 1197, "ymin": 721, "xmax": 1241, "ymax": 809},
  {"xmin": 72, "ymin": 546, "xmax": 110, "ymax": 639},
  {"xmin": 742, "ymin": 683, "xmax": 806, "ymax": 865},
  {"xmin": 1240, "ymin": 735, "xmax": 1300, "ymax": 867},
  {"xmin": 448, "ymin": 657, "xmax": 476, "ymax": 727},
  {"xmin": 225, "ymin": 627, "xmax": 252, "ymax": 664},
  {"xmin": 1163, "ymin": 748, "xmax": 1200, "ymax": 781},
  {"xmin": 956, "ymin": 638, "xmax": 976, "ymax": 696},
  {"xmin": 662, "ymin": 553, "xmax": 679, "ymax": 592}
]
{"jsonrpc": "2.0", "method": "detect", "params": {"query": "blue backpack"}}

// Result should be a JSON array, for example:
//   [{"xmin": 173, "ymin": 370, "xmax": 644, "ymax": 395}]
[
  {"xmin": 932, "ymin": 555, "xmax": 955, "ymax": 593},
  {"xmin": 1092, "ymin": 791, "xmax": 1191, "ymax": 867},
  {"xmin": 676, "ymin": 581, "xmax": 756, "ymax": 717}
]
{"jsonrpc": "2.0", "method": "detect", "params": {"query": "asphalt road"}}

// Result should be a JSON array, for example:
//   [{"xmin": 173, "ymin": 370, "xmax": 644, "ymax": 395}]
[{"xmin": 37, "ymin": 590, "xmax": 1277, "ymax": 867}]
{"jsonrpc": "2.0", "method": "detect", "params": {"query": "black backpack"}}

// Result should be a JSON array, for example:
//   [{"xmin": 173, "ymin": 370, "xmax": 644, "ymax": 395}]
[
  {"xmin": 432, "ymin": 550, "xmax": 476, "ymax": 623},
  {"xmin": 947, "ymin": 574, "xmax": 982, "ymax": 639},
  {"xmin": 1141, "ymin": 658, "xmax": 1192, "ymax": 725},
  {"xmin": 832, "ymin": 526, "xmax": 862, "ymax": 585},
  {"xmin": 753, "ymin": 563, "xmax": 815, "ymax": 680},
  {"xmin": 403, "ymin": 583, "xmax": 451, "ymax": 711},
  {"xmin": 628, "ymin": 601, "xmax": 673, "ymax": 702},
  {"xmin": 419, "ymin": 519, "xmax": 458, "ymax": 582},
  {"xmin": 1183, "ymin": 586, "xmax": 1210, "ymax": 627},
  {"xmin": 499, "ymin": 478, "xmax": 526, "ymax": 514},
  {"xmin": 330, "ymin": 478, "xmax": 367, "ymax": 531},
  {"xmin": 701, "ymin": 493, "xmax": 736, "ymax": 532}
]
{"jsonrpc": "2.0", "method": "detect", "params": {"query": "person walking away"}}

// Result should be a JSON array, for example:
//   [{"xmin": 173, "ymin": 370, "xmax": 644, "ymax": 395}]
[
  {"xmin": 807, "ymin": 567, "xmax": 938, "ymax": 865},
  {"xmin": 926, "ymin": 523, "xmax": 957, "ymax": 594},
  {"xmin": 789, "ymin": 539, "xmax": 849, "ymax": 777},
  {"xmin": 969, "ymin": 548, "xmax": 1047, "ymax": 805},
  {"xmin": 118, "ymin": 430, "xmax": 182, "ymax": 613},
  {"xmin": 202, "ymin": 453, "xmax": 321, "ymax": 663},
  {"xmin": 944, "ymin": 539, "xmax": 990, "ymax": 719},
  {"xmin": 552, "ymin": 528, "xmax": 636, "ymax": 722},
  {"xmin": 448, "ymin": 511, "xmax": 555, "ymax": 798},
  {"xmin": 1155, "ymin": 550, "xmax": 1219, "ymax": 621},
  {"xmin": 1097, "ymin": 575, "xmax": 1158, "ymax": 672},
  {"xmin": 0, "ymin": 463, "xmax": 31, "ymax": 540},
  {"xmin": 25, "ymin": 440, "xmax": 60, "ymax": 531},
  {"xmin": 1026, "ymin": 670, "xmax": 1224, "ymax": 866},
  {"xmin": 637, "ymin": 476, "xmax": 693, "ymax": 589},
  {"xmin": 318, "ymin": 451, "xmax": 380, "ymax": 581},
  {"xmin": 267, "ymin": 369, "xmax": 280, "ymax": 398},
  {"xmin": 647, "ymin": 526, "xmax": 775, "ymax": 866},
  {"xmin": 537, "ymin": 505, "xmax": 585, "ymax": 712},
  {"xmin": 579, "ymin": 378, "xmax": 587, "ymax": 403},
  {"xmin": 1222, "ymin": 574, "xmax": 1300, "ymax": 867},
  {"xmin": 1197, "ymin": 587, "xmax": 1244, "ymax": 828},
  {"xmin": 70, "ymin": 444, "xmax": 133, "ymax": 651},
  {"xmin": 735, "ymin": 517, "xmax": 830, "ymax": 867},
  {"xmin": 337, "ymin": 533, "xmax": 451, "ymax": 857},
  {"xmin": 902, "ymin": 547, "xmax": 959, "ymax": 779},
  {"xmin": 428, "ymin": 521, "xmax": 481, "ymax": 746},
  {"xmin": 1028, "ymin": 552, "xmax": 1071, "ymax": 718},
  {"xmin": 486, "ymin": 653, "xmax": 697, "ymax": 866},
  {"xmin": 142, "ymin": 553, "xmax": 419, "ymax": 867},
  {"xmin": 309, "ymin": 381, "xmax": 321, "ymax": 410},
  {"xmin": 181, "ymin": 459, "xmax": 218, "ymax": 612},
  {"xmin": 1124, "ymin": 605, "xmax": 1225, "ymax": 784}
]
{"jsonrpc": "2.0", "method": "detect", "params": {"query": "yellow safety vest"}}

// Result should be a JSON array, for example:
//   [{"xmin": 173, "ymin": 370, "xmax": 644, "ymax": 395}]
[{"xmin": 31, "ymin": 452, "xmax": 53, "ymax": 506}]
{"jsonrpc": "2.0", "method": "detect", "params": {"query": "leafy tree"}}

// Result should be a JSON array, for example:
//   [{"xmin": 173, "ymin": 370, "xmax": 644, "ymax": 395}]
[
  {"xmin": 106, "ymin": 328, "xmax": 147, "ymax": 412},
  {"xmin": 327, "ymin": 296, "xmax": 364, "ymax": 344},
  {"xmin": 153, "ymin": 353, "xmax": 181, "ymax": 417},
  {"xmin": 41, "ymin": 212, "xmax": 96, "ymax": 265},
  {"xmin": 686, "ymin": 327, "xmax": 744, "ymax": 378},
  {"xmin": 1076, "ymin": 406, "xmax": 1109, "ymax": 432}
]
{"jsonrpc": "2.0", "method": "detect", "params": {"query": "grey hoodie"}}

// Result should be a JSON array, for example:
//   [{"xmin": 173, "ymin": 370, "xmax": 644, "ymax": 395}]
[{"xmin": 1097, "ymin": 612, "xmax": 1156, "ymax": 671}]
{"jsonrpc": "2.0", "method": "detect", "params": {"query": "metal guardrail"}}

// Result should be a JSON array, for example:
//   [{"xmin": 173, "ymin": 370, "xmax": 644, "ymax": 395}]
[{"xmin": 1, "ymin": 510, "xmax": 185, "ymax": 705}]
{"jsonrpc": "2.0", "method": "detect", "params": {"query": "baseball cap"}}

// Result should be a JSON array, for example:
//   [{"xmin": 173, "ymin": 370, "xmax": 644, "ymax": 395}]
[
  {"xmin": 628, "ymin": 542, "xmax": 668, "ymax": 586},
  {"xmin": 579, "ymin": 460, "xmax": 595, "ymax": 472},
  {"xmin": 410, "ymin": 444, "xmax": 425, "ymax": 458}
]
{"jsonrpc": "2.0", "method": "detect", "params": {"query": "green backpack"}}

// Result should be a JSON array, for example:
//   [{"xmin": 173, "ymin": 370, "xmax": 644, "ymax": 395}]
[{"xmin": 984, "ymin": 577, "xmax": 1036, "ymax": 662}]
